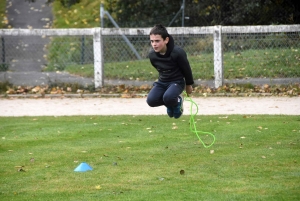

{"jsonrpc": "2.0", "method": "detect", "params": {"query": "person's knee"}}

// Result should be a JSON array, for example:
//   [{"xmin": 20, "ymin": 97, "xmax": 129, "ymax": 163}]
[
  {"xmin": 163, "ymin": 95, "xmax": 177, "ymax": 107},
  {"xmin": 146, "ymin": 96, "xmax": 156, "ymax": 107}
]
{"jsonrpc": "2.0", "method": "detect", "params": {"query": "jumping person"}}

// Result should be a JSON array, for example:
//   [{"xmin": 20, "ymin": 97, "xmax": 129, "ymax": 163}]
[{"xmin": 146, "ymin": 24, "xmax": 194, "ymax": 119}]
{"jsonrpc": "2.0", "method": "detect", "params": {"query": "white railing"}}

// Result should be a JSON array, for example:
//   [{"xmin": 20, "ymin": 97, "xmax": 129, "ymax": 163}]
[{"xmin": 1, "ymin": 24, "xmax": 299, "ymax": 88}]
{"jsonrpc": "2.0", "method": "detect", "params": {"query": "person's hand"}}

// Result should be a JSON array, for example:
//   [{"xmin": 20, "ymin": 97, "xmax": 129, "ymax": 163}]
[{"xmin": 185, "ymin": 85, "xmax": 193, "ymax": 95}]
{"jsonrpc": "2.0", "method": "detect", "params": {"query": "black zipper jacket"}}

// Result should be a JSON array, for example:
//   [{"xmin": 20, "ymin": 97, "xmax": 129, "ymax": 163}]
[{"xmin": 148, "ymin": 35, "xmax": 194, "ymax": 85}]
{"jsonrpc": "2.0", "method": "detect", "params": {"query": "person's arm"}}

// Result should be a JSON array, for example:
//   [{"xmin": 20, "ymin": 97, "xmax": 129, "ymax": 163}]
[{"xmin": 176, "ymin": 48, "xmax": 194, "ymax": 94}]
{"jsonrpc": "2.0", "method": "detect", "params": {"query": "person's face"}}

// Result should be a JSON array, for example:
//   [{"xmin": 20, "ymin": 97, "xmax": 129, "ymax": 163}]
[{"xmin": 150, "ymin": 34, "xmax": 169, "ymax": 54}]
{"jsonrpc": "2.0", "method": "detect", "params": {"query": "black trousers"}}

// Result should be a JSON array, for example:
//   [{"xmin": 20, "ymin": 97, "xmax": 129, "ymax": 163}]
[{"xmin": 146, "ymin": 79, "xmax": 185, "ymax": 108}]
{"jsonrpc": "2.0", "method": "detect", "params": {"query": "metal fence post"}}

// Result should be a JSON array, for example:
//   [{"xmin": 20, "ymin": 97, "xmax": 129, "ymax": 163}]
[
  {"xmin": 213, "ymin": 25, "xmax": 223, "ymax": 88},
  {"xmin": 81, "ymin": 35, "xmax": 85, "ymax": 65},
  {"xmin": 1, "ymin": 37, "xmax": 5, "ymax": 64},
  {"xmin": 93, "ymin": 28, "xmax": 103, "ymax": 88}
]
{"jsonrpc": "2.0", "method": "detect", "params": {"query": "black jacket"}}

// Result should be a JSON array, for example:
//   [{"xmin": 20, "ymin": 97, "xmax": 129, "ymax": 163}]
[{"xmin": 148, "ymin": 35, "xmax": 194, "ymax": 85}]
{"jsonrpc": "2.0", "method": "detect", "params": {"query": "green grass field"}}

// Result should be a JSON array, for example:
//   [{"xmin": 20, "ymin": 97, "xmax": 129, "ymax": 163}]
[{"xmin": 0, "ymin": 115, "xmax": 299, "ymax": 200}]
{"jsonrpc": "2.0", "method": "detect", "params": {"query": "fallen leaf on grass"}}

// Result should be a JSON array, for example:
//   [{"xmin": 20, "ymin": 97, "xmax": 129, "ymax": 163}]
[
  {"xmin": 15, "ymin": 166, "xmax": 25, "ymax": 172},
  {"xmin": 18, "ymin": 168, "xmax": 25, "ymax": 172},
  {"xmin": 95, "ymin": 185, "xmax": 101, "ymax": 190}
]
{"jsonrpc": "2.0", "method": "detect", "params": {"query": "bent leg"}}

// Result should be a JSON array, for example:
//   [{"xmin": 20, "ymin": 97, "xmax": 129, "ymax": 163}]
[
  {"xmin": 146, "ymin": 82, "xmax": 166, "ymax": 107},
  {"xmin": 163, "ymin": 82, "xmax": 184, "ymax": 107}
]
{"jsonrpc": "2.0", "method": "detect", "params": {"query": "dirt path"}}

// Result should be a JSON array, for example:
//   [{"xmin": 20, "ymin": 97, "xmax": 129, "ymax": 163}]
[{"xmin": 0, "ymin": 97, "xmax": 299, "ymax": 117}]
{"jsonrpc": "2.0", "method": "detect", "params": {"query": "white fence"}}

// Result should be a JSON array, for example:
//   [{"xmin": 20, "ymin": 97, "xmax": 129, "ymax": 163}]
[{"xmin": 0, "ymin": 24, "xmax": 299, "ymax": 88}]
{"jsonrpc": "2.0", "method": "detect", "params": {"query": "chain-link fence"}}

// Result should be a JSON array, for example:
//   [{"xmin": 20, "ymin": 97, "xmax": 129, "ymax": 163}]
[
  {"xmin": 0, "ymin": 25, "xmax": 299, "ymax": 88},
  {"xmin": 0, "ymin": 35, "xmax": 94, "ymax": 72},
  {"xmin": 222, "ymin": 31, "xmax": 300, "ymax": 79},
  {"xmin": 0, "ymin": 35, "xmax": 50, "ymax": 72},
  {"xmin": 47, "ymin": 35, "xmax": 94, "ymax": 71}
]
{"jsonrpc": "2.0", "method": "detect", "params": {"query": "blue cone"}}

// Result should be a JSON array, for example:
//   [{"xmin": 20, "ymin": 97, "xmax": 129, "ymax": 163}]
[{"xmin": 74, "ymin": 162, "xmax": 93, "ymax": 172}]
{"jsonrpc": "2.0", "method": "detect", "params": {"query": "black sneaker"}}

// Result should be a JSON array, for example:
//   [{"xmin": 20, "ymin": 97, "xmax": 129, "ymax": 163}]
[
  {"xmin": 173, "ymin": 95, "xmax": 183, "ymax": 119},
  {"xmin": 166, "ymin": 106, "xmax": 173, "ymax": 118}
]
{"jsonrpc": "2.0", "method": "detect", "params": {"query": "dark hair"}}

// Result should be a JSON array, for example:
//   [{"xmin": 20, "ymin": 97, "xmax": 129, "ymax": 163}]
[{"xmin": 149, "ymin": 24, "xmax": 169, "ymax": 39}]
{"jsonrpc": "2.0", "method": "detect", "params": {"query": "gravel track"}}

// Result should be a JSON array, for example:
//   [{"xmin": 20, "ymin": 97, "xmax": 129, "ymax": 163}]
[{"xmin": 0, "ymin": 97, "xmax": 299, "ymax": 117}]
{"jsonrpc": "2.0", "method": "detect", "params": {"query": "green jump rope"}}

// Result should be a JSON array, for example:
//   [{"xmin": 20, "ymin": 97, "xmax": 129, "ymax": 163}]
[{"xmin": 183, "ymin": 92, "xmax": 216, "ymax": 148}]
